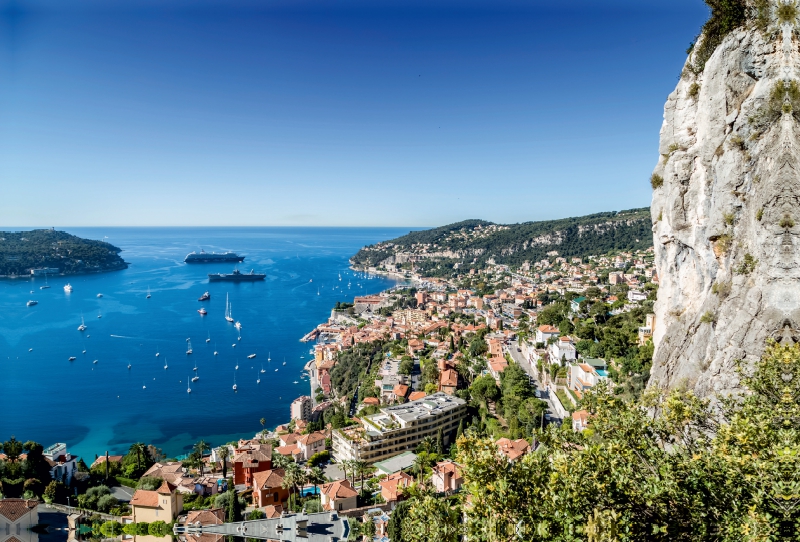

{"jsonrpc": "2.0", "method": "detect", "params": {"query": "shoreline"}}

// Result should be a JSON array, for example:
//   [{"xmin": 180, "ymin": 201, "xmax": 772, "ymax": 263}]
[{"xmin": 0, "ymin": 262, "xmax": 130, "ymax": 281}]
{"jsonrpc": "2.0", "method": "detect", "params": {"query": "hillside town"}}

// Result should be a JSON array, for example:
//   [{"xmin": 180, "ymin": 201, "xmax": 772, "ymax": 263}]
[{"xmin": 0, "ymin": 246, "xmax": 659, "ymax": 541}]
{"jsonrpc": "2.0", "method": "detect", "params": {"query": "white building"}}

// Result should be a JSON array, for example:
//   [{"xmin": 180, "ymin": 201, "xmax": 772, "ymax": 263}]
[
  {"xmin": 332, "ymin": 393, "xmax": 466, "ymax": 463},
  {"xmin": 548, "ymin": 336, "xmax": 576, "ymax": 365},
  {"xmin": 535, "ymin": 325, "xmax": 559, "ymax": 345},
  {"xmin": 627, "ymin": 290, "xmax": 648, "ymax": 302},
  {"xmin": 291, "ymin": 396, "xmax": 313, "ymax": 421},
  {"xmin": 43, "ymin": 443, "xmax": 78, "ymax": 485}
]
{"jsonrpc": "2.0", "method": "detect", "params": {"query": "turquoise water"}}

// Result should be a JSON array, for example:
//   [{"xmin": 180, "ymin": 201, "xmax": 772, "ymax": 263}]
[{"xmin": 0, "ymin": 227, "xmax": 410, "ymax": 460}]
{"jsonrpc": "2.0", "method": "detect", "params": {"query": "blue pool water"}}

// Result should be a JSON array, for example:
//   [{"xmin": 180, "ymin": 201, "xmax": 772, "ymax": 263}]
[{"xmin": 0, "ymin": 227, "xmax": 412, "ymax": 460}]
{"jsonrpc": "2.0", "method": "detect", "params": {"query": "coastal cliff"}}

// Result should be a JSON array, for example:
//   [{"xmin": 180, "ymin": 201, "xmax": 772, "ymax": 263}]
[{"xmin": 650, "ymin": 2, "xmax": 800, "ymax": 397}]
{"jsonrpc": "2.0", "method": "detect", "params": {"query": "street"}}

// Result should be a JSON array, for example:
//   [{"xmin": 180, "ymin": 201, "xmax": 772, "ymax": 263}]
[{"xmin": 506, "ymin": 340, "xmax": 562, "ymax": 425}]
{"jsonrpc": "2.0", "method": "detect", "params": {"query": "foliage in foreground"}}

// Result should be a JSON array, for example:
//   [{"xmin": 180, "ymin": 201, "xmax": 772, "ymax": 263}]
[{"xmin": 402, "ymin": 341, "xmax": 800, "ymax": 541}]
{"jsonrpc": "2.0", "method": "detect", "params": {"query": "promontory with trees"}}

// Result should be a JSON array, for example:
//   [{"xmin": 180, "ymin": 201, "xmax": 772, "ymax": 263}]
[{"xmin": 0, "ymin": 229, "xmax": 127, "ymax": 276}]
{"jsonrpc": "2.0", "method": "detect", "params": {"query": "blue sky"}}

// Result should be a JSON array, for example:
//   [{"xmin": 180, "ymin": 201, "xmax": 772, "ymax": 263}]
[{"xmin": 0, "ymin": 0, "xmax": 708, "ymax": 227}]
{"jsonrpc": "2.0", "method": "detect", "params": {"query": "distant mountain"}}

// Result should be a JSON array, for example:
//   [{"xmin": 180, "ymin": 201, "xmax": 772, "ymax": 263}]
[
  {"xmin": 0, "ymin": 229, "xmax": 127, "ymax": 276},
  {"xmin": 351, "ymin": 208, "xmax": 652, "ymax": 276}
]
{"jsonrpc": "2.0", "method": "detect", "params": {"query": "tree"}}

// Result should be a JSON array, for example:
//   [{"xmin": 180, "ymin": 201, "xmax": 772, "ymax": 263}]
[
  {"xmin": 307, "ymin": 466, "xmax": 325, "ymax": 497},
  {"xmin": 451, "ymin": 340, "xmax": 800, "ymax": 540},
  {"xmin": 401, "ymin": 493, "xmax": 460, "ymax": 542},
  {"xmin": 388, "ymin": 500, "xmax": 411, "ymax": 542},
  {"xmin": 127, "ymin": 442, "xmax": 147, "ymax": 476},
  {"xmin": 224, "ymin": 489, "xmax": 242, "ymax": 522},
  {"xmin": 193, "ymin": 440, "xmax": 210, "ymax": 475},
  {"xmin": 218, "ymin": 446, "xmax": 230, "ymax": 478},
  {"xmin": 281, "ymin": 462, "xmax": 304, "ymax": 500},
  {"xmin": 436, "ymin": 428, "xmax": 444, "ymax": 455}
]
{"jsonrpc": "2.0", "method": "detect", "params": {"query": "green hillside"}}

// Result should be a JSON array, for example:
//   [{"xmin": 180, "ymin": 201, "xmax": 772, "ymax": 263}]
[
  {"xmin": 0, "ymin": 229, "xmax": 127, "ymax": 276},
  {"xmin": 352, "ymin": 208, "xmax": 652, "ymax": 276}
]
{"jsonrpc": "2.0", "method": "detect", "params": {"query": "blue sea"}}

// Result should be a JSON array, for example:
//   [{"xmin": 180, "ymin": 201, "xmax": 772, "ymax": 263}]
[{"xmin": 0, "ymin": 227, "xmax": 412, "ymax": 461}]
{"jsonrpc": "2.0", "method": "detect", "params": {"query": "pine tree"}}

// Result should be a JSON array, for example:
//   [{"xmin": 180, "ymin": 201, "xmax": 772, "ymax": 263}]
[{"xmin": 456, "ymin": 420, "xmax": 464, "ymax": 440}]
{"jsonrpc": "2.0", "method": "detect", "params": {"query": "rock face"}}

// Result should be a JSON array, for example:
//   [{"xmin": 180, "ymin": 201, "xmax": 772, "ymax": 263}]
[{"xmin": 650, "ymin": 19, "xmax": 800, "ymax": 397}]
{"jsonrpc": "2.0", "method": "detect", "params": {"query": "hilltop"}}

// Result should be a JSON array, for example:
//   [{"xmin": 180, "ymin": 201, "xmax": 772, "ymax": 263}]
[
  {"xmin": 351, "ymin": 208, "xmax": 652, "ymax": 277},
  {"xmin": 0, "ymin": 229, "xmax": 127, "ymax": 276}
]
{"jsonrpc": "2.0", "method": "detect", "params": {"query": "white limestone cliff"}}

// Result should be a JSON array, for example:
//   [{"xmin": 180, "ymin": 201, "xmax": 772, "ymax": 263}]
[{"xmin": 650, "ymin": 10, "xmax": 800, "ymax": 397}]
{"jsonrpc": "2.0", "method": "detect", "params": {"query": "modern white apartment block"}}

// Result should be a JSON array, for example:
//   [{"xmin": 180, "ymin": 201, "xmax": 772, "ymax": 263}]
[
  {"xmin": 332, "ymin": 392, "xmax": 467, "ymax": 463},
  {"xmin": 291, "ymin": 396, "xmax": 313, "ymax": 421}
]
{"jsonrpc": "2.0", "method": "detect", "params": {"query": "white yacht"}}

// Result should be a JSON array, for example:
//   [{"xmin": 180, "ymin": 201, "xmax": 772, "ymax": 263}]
[
  {"xmin": 164, "ymin": 358, "xmax": 168, "ymax": 369},
  {"xmin": 235, "ymin": 321, "xmax": 242, "ymax": 331},
  {"xmin": 260, "ymin": 364, "xmax": 265, "ymax": 374},
  {"xmin": 187, "ymin": 376, "xmax": 192, "ymax": 394},
  {"xmin": 78, "ymin": 315, "xmax": 87, "ymax": 332},
  {"xmin": 186, "ymin": 339, "xmax": 193, "ymax": 355},
  {"xmin": 64, "ymin": 283, "xmax": 72, "ymax": 293},
  {"xmin": 232, "ymin": 373, "xmax": 237, "ymax": 391},
  {"xmin": 192, "ymin": 371, "xmax": 199, "ymax": 382},
  {"xmin": 225, "ymin": 294, "xmax": 234, "ymax": 323},
  {"xmin": 97, "ymin": 293, "xmax": 103, "ymax": 298},
  {"xmin": 247, "ymin": 354, "xmax": 256, "ymax": 359}
]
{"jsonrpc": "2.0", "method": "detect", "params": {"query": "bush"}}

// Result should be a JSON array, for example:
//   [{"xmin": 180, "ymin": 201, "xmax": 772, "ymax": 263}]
[
  {"xmin": 688, "ymin": 82, "xmax": 700, "ymax": 99},
  {"xmin": 735, "ymin": 253, "xmax": 758, "ymax": 275},
  {"xmin": 691, "ymin": 0, "xmax": 747, "ymax": 73},
  {"xmin": 723, "ymin": 211, "xmax": 735, "ymax": 226},
  {"xmin": 148, "ymin": 521, "xmax": 170, "ymax": 536},
  {"xmin": 99, "ymin": 521, "xmax": 123, "ymax": 537},
  {"xmin": 650, "ymin": 173, "xmax": 664, "ymax": 189},
  {"xmin": 757, "ymin": 207, "xmax": 764, "ymax": 221},
  {"xmin": 96, "ymin": 494, "xmax": 119, "ymax": 513},
  {"xmin": 115, "ymin": 476, "xmax": 137, "ymax": 488},
  {"xmin": 700, "ymin": 311, "xmax": 717, "ymax": 324},
  {"xmin": 307, "ymin": 450, "xmax": 330, "ymax": 468},
  {"xmin": 715, "ymin": 234, "xmax": 733, "ymax": 253},
  {"xmin": 136, "ymin": 476, "xmax": 163, "ymax": 490}
]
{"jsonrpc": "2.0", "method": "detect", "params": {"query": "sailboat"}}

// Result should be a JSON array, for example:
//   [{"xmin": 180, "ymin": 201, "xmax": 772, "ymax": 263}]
[
  {"xmin": 256, "ymin": 370, "xmax": 261, "ymax": 384},
  {"xmin": 40, "ymin": 276, "xmax": 50, "ymax": 289},
  {"xmin": 193, "ymin": 361, "xmax": 198, "ymax": 372},
  {"xmin": 164, "ymin": 358, "xmax": 168, "ymax": 370},
  {"xmin": 127, "ymin": 363, "xmax": 131, "ymax": 369},
  {"xmin": 268, "ymin": 352, "xmax": 271, "ymax": 362},
  {"xmin": 235, "ymin": 362, "xmax": 239, "ymax": 370},
  {"xmin": 192, "ymin": 370, "xmax": 199, "ymax": 382},
  {"xmin": 187, "ymin": 376, "xmax": 192, "ymax": 394},
  {"xmin": 282, "ymin": 357, "xmax": 286, "ymax": 366},
  {"xmin": 225, "ymin": 293, "xmax": 234, "ymax": 323},
  {"xmin": 97, "ymin": 311, "xmax": 102, "ymax": 319},
  {"xmin": 232, "ymin": 373, "xmax": 237, "ymax": 391},
  {"xmin": 260, "ymin": 364, "xmax": 265, "ymax": 374},
  {"xmin": 155, "ymin": 348, "xmax": 160, "ymax": 357},
  {"xmin": 146, "ymin": 287, "xmax": 151, "ymax": 299},
  {"xmin": 78, "ymin": 315, "xmax": 87, "ymax": 332},
  {"xmin": 143, "ymin": 382, "xmax": 147, "ymax": 390},
  {"xmin": 248, "ymin": 353, "xmax": 256, "ymax": 359},
  {"xmin": 339, "ymin": 273, "xmax": 342, "ymax": 281},
  {"xmin": 235, "ymin": 321, "xmax": 242, "ymax": 332},
  {"xmin": 206, "ymin": 332, "xmax": 211, "ymax": 343},
  {"xmin": 214, "ymin": 343, "xmax": 218, "ymax": 356},
  {"xmin": 186, "ymin": 339, "xmax": 193, "ymax": 355}
]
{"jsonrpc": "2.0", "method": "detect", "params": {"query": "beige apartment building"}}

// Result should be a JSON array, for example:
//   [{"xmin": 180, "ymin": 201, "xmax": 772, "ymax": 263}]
[{"xmin": 332, "ymin": 392, "xmax": 466, "ymax": 463}]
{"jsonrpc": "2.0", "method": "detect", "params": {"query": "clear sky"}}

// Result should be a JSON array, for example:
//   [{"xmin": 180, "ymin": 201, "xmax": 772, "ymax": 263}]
[{"xmin": 0, "ymin": 0, "xmax": 708, "ymax": 227}]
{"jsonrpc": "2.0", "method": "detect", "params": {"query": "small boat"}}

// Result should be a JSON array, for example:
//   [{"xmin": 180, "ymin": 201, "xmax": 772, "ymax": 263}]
[
  {"xmin": 193, "ymin": 362, "xmax": 198, "ymax": 372},
  {"xmin": 146, "ymin": 287, "xmax": 151, "ymax": 299},
  {"xmin": 234, "ymin": 321, "xmax": 242, "ymax": 331},
  {"xmin": 275, "ymin": 368, "xmax": 279, "ymax": 372},
  {"xmin": 68, "ymin": 356, "xmax": 76, "ymax": 361},
  {"xmin": 268, "ymin": 352, "xmax": 271, "ymax": 362},
  {"xmin": 156, "ymin": 351, "xmax": 160, "ymax": 357},
  {"xmin": 260, "ymin": 364, "xmax": 265, "ymax": 374},
  {"xmin": 97, "ymin": 293, "xmax": 103, "ymax": 298},
  {"xmin": 198, "ymin": 291, "xmax": 210, "ymax": 301},
  {"xmin": 309, "ymin": 279, "xmax": 312, "ymax": 283},
  {"xmin": 97, "ymin": 312, "xmax": 102, "ymax": 318},
  {"xmin": 293, "ymin": 381, "xmax": 299, "ymax": 384},
  {"xmin": 164, "ymin": 358, "xmax": 168, "ymax": 369},
  {"xmin": 78, "ymin": 316, "xmax": 87, "ymax": 331},
  {"xmin": 192, "ymin": 372, "xmax": 199, "ymax": 382},
  {"xmin": 232, "ymin": 343, "xmax": 236, "ymax": 348},
  {"xmin": 283, "ymin": 361, "xmax": 286, "ymax": 366},
  {"xmin": 64, "ymin": 283, "xmax": 72, "ymax": 293},
  {"xmin": 235, "ymin": 363, "xmax": 239, "ymax": 370},
  {"xmin": 238, "ymin": 335, "xmax": 242, "ymax": 341},
  {"xmin": 29, "ymin": 348, "xmax": 33, "ymax": 352},
  {"xmin": 186, "ymin": 339, "xmax": 193, "ymax": 355},
  {"xmin": 247, "ymin": 354, "xmax": 256, "ymax": 359},
  {"xmin": 82, "ymin": 349, "xmax": 86, "ymax": 354},
  {"xmin": 26, "ymin": 300, "xmax": 38, "ymax": 307},
  {"xmin": 93, "ymin": 360, "xmax": 98, "ymax": 364},
  {"xmin": 40, "ymin": 277, "xmax": 50, "ymax": 290},
  {"xmin": 232, "ymin": 373, "xmax": 237, "ymax": 391},
  {"xmin": 257, "ymin": 376, "xmax": 261, "ymax": 384},
  {"xmin": 127, "ymin": 363, "xmax": 131, "ymax": 369},
  {"xmin": 198, "ymin": 308, "xmax": 207, "ymax": 315},
  {"xmin": 225, "ymin": 293, "xmax": 234, "ymax": 323},
  {"xmin": 143, "ymin": 383, "xmax": 147, "ymax": 389},
  {"xmin": 206, "ymin": 332, "xmax": 211, "ymax": 343}
]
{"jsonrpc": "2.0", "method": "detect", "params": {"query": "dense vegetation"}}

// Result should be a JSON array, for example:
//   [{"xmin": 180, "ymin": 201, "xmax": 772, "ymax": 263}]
[
  {"xmin": 352, "ymin": 208, "xmax": 652, "ymax": 276},
  {"xmin": 0, "ymin": 229, "xmax": 126, "ymax": 276},
  {"xmin": 398, "ymin": 341, "xmax": 800, "ymax": 541}
]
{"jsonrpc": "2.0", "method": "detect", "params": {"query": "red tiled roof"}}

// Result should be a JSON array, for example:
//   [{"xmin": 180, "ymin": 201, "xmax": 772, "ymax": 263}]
[
  {"xmin": 186, "ymin": 508, "xmax": 225, "ymax": 526},
  {"xmin": 407, "ymin": 391, "xmax": 427, "ymax": 401},
  {"xmin": 252, "ymin": 468, "xmax": 286, "ymax": 490},
  {"xmin": 0, "ymin": 499, "xmax": 38, "ymax": 521},
  {"xmin": 321, "ymin": 479, "xmax": 357, "ymax": 499},
  {"xmin": 439, "ymin": 369, "xmax": 458, "ymax": 388},
  {"xmin": 392, "ymin": 384, "xmax": 409, "ymax": 398},
  {"xmin": 130, "ymin": 489, "xmax": 160, "ymax": 508},
  {"xmin": 496, "ymin": 438, "xmax": 530, "ymax": 461},
  {"xmin": 263, "ymin": 504, "xmax": 284, "ymax": 518}
]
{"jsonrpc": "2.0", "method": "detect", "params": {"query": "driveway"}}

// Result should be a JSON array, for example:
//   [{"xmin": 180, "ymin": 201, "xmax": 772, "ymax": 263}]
[
  {"xmin": 110, "ymin": 485, "xmax": 135, "ymax": 502},
  {"xmin": 507, "ymin": 341, "xmax": 562, "ymax": 425},
  {"xmin": 324, "ymin": 463, "xmax": 345, "ymax": 482}
]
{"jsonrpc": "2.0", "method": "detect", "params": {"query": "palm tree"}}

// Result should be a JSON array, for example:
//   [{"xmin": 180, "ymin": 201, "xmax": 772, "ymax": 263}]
[
  {"xmin": 218, "ymin": 446, "xmax": 230, "ymax": 478},
  {"xmin": 194, "ymin": 440, "xmax": 210, "ymax": 475},
  {"xmin": 307, "ymin": 466, "xmax": 325, "ymax": 497},
  {"xmin": 273, "ymin": 453, "xmax": 291, "ymax": 470},
  {"xmin": 413, "ymin": 453, "xmax": 428, "ymax": 485},
  {"xmin": 353, "ymin": 460, "xmax": 369, "ymax": 492},
  {"xmin": 129, "ymin": 442, "xmax": 146, "ymax": 474},
  {"xmin": 260, "ymin": 418, "xmax": 267, "ymax": 442},
  {"xmin": 341, "ymin": 459, "xmax": 355, "ymax": 486},
  {"xmin": 281, "ymin": 462, "xmax": 304, "ymax": 500}
]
